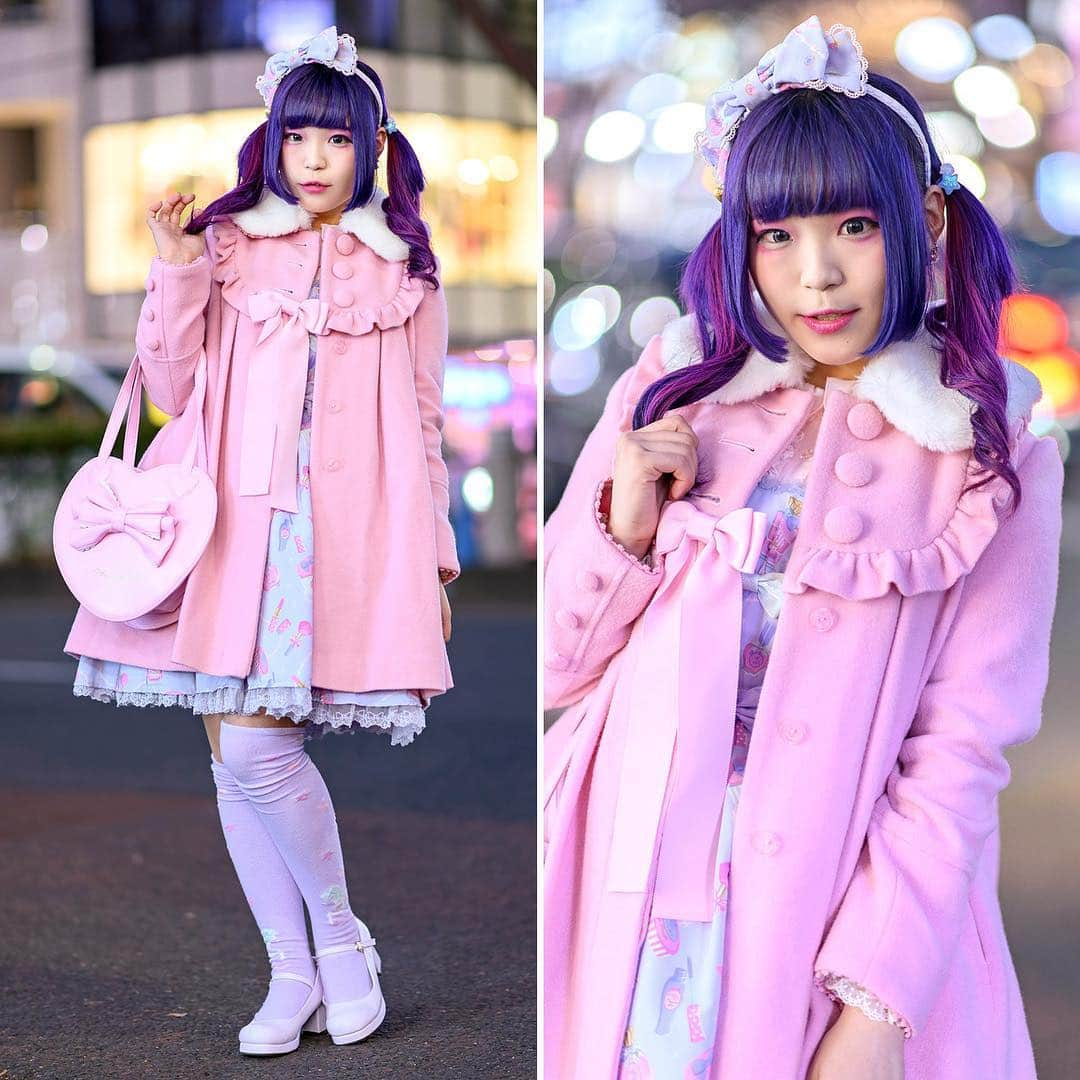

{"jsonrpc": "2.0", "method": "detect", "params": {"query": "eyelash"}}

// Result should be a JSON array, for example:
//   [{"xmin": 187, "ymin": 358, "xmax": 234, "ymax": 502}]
[
  {"xmin": 285, "ymin": 133, "xmax": 352, "ymax": 145},
  {"xmin": 754, "ymin": 217, "xmax": 879, "ymax": 245}
]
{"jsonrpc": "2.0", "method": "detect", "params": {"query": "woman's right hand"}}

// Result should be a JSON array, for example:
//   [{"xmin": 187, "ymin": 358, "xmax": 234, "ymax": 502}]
[
  {"xmin": 147, "ymin": 192, "xmax": 205, "ymax": 266},
  {"xmin": 607, "ymin": 414, "xmax": 699, "ymax": 560}
]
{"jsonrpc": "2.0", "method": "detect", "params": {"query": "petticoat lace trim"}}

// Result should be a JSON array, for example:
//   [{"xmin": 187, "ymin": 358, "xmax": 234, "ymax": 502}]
[{"xmin": 72, "ymin": 682, "xmax": 425, "ymax": 747}]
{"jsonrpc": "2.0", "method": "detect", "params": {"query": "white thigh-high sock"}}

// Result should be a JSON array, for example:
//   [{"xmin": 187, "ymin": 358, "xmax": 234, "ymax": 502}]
[
  {"xmin": 217, "ymin": 723, "xmax": 373, "ymax": 1004},
  {"xmin": 210, "ymin": 756, "xmax": 316, "ymax": 1019}
]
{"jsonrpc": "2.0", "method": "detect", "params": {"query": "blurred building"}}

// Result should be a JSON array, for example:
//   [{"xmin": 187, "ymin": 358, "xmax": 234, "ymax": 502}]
[
  {"xmin": 0, "ymin": 0, "xmax": 536, "ymax": 568},
  {"xmin": 544, "ymin": 0, "xmax": 1080, "ymax": 515}
]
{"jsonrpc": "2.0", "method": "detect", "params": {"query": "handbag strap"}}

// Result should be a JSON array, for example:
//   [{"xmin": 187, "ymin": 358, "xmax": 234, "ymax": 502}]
[{"xmin": 97, "ymin": 348, "xmax": 210, "ymax": 472}]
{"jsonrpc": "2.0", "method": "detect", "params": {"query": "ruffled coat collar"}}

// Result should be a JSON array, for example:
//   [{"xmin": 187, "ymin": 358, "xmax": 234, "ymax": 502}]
[
  {"xmin": 660, "ymin": 309, "xmax": 1042, "ymax": 454},
  {"xmin": 230, "ymin": 186, "xmax": 409, "ymax": 263}
]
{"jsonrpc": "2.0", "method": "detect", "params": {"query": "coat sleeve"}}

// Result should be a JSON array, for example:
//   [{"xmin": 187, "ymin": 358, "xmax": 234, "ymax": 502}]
[
  {"xmin": 543, "ymin": 332, "xmax": 672, "ymax": 711},
  {"xmin": 135, "ymin": 231, "xmax": 214, "ymax": 416},
  {"xmin": 812, "ymin": 430, "xmax": 1065, "ymax": 1039},
  {"xmin": 410, "ymin": 280, "xmax": 459, "ymax": 582}
]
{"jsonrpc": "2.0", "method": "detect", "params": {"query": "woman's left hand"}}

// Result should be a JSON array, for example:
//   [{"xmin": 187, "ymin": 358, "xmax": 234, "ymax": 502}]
[
  {"xmin": 440, "ymin": 582, "xmax": 452, "ymax": 642},
  {"xmin": 808, "ymin": 1005, "xmax": 906, "ymax": 1080}
]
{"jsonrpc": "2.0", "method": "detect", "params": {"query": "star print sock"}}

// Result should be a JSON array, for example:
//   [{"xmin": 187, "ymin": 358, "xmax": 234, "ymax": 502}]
[
  {"xmin": 217, "ymin": 723, "xmax": 374, "ymax": 1005},
  {"xmin": 210, "ymin": 756, "xmax": 316, "ymax": 1021}
]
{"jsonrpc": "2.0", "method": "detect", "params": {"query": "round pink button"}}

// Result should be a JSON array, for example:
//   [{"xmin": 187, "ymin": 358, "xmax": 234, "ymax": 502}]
[
  {"xmin": 333, "ymin": 289, "xmax": 354, "ymax": 307},
  {"xmin": 146, "ymin": 279, "xmax": 156, "ymax": 292},
  {"xmin": 328, "ymin": 400, "xmax": 342, "ymax": 413},
  {"xmin": 824, "ymin": 506, "xmax": 864, "ymax": 544},
  {"xmin": 334, "ymin": 341, "xmax": 347, "ymax": 354},
  {"xmin": 144, "ymin": 309, "xmax": 155, "ymax": 322},
  {"xmin": 575, "ymin": 570, "xmax": 602, "ymax": 592},
  {"xmin": 810, "ymin": 606, "xmax": 837, "ymax": 632},
  {"xmin": 778, "ymin": 720, "xmax": 807, "ymax": 744},
  {"xmin": 751, "ymin": 830, "xmax": 782, "ymax": 856},
  {"xmin": 335, "ymin": 234, "xmax": 356, "ymax": 255},
  {"xmin": 331, "ymin": 263, "xmax": 353, "ymax": 280},
  {"xmin": 555, "ymin": 609, "xmax": 581, "ymax": 630},
  {"xmin": 847, "ymin": 401, "xmax": 884, "ymax": 440},
  {"xmin": 834, "ymin": 451, "xmax": 872, "ymax": 488}
]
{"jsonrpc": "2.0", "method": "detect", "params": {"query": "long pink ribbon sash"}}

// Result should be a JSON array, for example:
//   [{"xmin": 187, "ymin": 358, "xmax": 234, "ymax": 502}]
[
  {"xmin": 605, "ymin": 501, "xmax": 767, "ymax": 922},
  {"xmin": 239, "ymin": 290, "xmax": 332, "ymax": 512}
]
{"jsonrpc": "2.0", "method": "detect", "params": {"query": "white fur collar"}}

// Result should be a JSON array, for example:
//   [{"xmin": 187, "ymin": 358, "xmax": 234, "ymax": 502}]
[
  {"xmin": 230, "ymin": 187, "xmax": 409, "ymax": 262},
  {"xmin": 659, "ymin": 311, "xmax": 1042, "ymax": 453}
]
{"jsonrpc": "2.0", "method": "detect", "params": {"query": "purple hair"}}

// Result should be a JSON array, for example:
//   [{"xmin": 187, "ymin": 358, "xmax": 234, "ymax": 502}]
[
  {"xmin": 634, "ymin": 72, "xmax": 1022, "ymax": 517},
  {"xmin": 186, "ymin": 60, "xmax": 438, "ymax": 289}
]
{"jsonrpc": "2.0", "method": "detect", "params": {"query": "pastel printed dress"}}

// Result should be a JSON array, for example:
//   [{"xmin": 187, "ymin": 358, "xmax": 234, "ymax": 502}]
[
  {"xmin": 618, "ymin": 378, "xmax": 905, "ymax": 1078},
  {"xmin": 73, "ymin": 274, "xmax": 426, "ymax": 747}
]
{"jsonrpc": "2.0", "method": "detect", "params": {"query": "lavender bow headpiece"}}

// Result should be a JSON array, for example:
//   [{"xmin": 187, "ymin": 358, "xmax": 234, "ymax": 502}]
[
  {"xmin": 255, "ymin": 25, "xmax": 398, "ymax": 132},
  {"xmin": 696, "ymin": 15, "xmax": 954, "ymax": 197}
]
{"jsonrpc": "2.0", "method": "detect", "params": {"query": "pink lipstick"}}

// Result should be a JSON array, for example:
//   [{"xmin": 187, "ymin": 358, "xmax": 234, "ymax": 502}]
[{"xmin": 799, "ymin": 309, "xmax": 857, "ymax": 335}]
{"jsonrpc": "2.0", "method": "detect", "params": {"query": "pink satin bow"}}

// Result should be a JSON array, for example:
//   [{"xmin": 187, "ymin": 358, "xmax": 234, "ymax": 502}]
[
  {"xmin": 606, "ymin": 501, "xmax": 768, "ymax": 922},
  {"xmin": 69, "ymin": 476, "xmax": 176, "ymax": 564},
  {"xmin": 240, "ymin": 290, "xmax": 332, "ymax": 512}
]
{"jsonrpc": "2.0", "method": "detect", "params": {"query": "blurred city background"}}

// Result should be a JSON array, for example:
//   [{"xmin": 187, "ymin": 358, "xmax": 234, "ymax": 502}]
[
  {"xmin": 1, "ymin": 2, "xmax": 536, "ymax": 1076},
  {"xmin": 545, "ymin": 2, "xmax": 1080, "ymax": 1075}
]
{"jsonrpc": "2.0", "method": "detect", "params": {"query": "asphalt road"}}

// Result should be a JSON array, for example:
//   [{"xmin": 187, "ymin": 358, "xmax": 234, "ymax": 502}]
[{"xmin": 0, "ymin": 578, "xmax": 536, "ymax": 1080}]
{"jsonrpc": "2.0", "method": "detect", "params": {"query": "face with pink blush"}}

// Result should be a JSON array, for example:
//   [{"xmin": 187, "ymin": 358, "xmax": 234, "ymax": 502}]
[
  {"xmin": 280, "ymin": 124, "xmax": 386, "ymax": 223},
  {"xmin": 747, "ymin": 209, "xmax": 886, "ymax": 372}
]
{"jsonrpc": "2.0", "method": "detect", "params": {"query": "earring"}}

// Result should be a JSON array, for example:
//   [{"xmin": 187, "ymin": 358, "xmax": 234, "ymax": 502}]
[{"xmin": 930, "ymin": 240, "xmax": 938, "ymax": 264}]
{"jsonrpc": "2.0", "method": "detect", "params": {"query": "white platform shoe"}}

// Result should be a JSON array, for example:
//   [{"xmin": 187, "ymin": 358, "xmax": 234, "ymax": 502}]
[
  {"xmin": 314, "ymin": 916, "xmax": 387, "ymax": 1045},
  {"xmin": 238, "ymin": 970, "xmax": 328, "ymax": 1055}
]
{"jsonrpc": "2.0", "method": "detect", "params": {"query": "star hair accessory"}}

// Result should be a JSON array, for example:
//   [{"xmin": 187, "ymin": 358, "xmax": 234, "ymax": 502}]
[
  {"xmin": 255, "ymin": 24, "xmax": 386, "ymax": 121},
  {"xmin": 696, "ymin": 15, "xmax": 934, "ymax": 191},
  {"xmin": 937, "ymin": 162, "xmax": 961, "ymax": 194}
]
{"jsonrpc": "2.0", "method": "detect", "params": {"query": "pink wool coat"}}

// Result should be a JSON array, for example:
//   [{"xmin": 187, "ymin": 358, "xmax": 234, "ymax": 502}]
[
  {"xmin": 64, "ymin": 188, "xmax": 459, "ymax": 701},
  {"xmin": 543, "ymin": 313, "xmax": 1064, "ymax": 1079}
]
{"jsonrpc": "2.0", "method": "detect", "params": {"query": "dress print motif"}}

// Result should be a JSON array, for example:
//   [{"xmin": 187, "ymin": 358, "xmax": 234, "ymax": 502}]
[{"xmin": 72, "ymin": 273, "xmax": 426, "ymax": 746}]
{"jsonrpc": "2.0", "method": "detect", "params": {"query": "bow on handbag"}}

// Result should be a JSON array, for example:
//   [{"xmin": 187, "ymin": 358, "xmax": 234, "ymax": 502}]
[
  {"xmin": 606, "ymin": 501, "xmax": 768, "ymax": 923},
  {"xmin": 69, "ymin": 476, "xmax": 177, "ymax": 565},
  {"xmin": 239, "ymin": 290, "xmax": 332, "ymax": 513}
]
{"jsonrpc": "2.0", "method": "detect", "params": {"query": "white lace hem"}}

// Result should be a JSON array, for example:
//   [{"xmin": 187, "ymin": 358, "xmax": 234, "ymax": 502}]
[
  {"xmin": 72, "ymin": 682, "xmax": 426, "ymax": 747},
  {"xmin": 815, "ymin": 970, "xmax": 913, "ymax": 1039}
]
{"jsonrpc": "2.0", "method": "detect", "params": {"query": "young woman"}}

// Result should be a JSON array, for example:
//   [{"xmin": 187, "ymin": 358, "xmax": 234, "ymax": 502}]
[
  {"xmin": 543, "ymin": 17, "xmax": 1063, "ymax": 1080},
  {"xmin": 62, "ymin": 26, "xmax": 457, "ymax": 1056}
]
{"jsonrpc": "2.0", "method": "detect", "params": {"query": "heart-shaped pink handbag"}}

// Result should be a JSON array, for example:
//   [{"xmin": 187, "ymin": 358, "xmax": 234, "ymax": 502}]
[{"xmin": 52, "ymin": 348, "xmax": 217, "ymax": 628}]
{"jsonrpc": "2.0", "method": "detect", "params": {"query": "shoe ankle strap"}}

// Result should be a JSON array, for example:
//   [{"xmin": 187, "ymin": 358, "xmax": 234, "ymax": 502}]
[
  {"xmin": 314, "ymin": 935, "xmax": 377, "ymax": 961},
  {"xmin": 269, "ymin": 971, "xmax": 315, "ymax": 989}
]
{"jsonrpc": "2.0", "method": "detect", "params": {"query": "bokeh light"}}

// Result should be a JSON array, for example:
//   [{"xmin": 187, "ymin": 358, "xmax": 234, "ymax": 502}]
[
  {"xmin": 895, "ymin": 18, "xmax": 975, "ymax": 83},
  {"xmin": 971, "ymin": 15, "xmax": 1036, "ymax": 61},
  {"xmin": 953, "ymin": 66, "xmax": 1020, "ymax": 118},
  {"xmin": 629, "ymin": 296, "xmax": 679, "ymax": 346},
  {"xmin": 583, "ymin": 110, "xmax": 646, "ymax": 162},
  {"xmin": 1036, "ymin": 153, "xmax": 1080, "ymax": 235},
  {"xmin": 976, "ymin": 107, "xmax": 1037, "ymax": 149}
]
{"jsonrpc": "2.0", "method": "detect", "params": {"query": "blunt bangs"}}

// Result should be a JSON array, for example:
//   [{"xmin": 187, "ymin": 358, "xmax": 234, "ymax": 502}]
[{"xmin": 278, "ymin": 63, "xmax": 354, "ymax": 132}]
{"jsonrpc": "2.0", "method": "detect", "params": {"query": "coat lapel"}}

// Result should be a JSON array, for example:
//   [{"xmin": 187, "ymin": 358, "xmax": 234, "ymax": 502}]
[
  {"xmin": 229, "ymin": 187, "xmax": 409, "ymax": 262},
  {"xmin": 659, "ymin": 310, "xmax": 1042, "ymax": 453}
]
